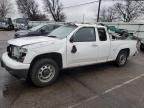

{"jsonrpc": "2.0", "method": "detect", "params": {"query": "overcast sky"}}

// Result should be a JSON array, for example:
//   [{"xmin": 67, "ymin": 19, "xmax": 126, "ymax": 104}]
[
  {"xmin": 10, "ymin": 0, "xmax": 116, "ymax": 22},
  {"xmin": 61, "ymin": 0, "xmax": 115, "ymax": 22}
]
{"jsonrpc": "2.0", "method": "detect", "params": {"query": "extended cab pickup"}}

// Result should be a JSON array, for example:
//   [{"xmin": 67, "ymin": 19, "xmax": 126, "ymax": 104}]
[{"xmin": 1, "ymin": 24, "xmax": 137, "ymax": 87}]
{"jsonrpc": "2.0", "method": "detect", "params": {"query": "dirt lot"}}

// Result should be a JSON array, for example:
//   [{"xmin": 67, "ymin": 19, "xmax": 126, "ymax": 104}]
[{"xmin": 0, "ymin": 31, "xmax": 144, "ymax": 108}]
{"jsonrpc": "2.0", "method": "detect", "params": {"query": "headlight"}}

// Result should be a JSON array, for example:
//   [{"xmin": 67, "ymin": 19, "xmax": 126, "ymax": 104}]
[
  {"xmin": 19, "ymin": 47, "xmax": 27, "ymax": 53},
  {"xmin": 18, "ymin": 47, "xmax": 27, "ymax": 62},
  {"xmin": 7, "ymin": 45, "xmax": 27, "ymax": 62},
  {"xmin": 13, "ymin": 47, "xmax": 27, "ymax": 62}
]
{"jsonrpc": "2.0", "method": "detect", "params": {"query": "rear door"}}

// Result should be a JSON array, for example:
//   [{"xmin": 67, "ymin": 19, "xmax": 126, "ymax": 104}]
[{"xmin": 96, "ymin": 28, "xmax": 111, "ymax": 62}]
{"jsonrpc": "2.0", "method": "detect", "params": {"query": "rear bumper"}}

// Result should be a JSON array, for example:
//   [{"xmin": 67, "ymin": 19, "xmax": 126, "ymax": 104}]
[{"xmin": 1, "ymin": 52, "xmax": 30, "ymax": 80}]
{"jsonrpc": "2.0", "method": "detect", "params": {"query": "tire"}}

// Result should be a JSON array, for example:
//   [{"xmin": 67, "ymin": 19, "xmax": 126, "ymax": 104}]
[
  {"xmin": 7, "ymin": 26, "xmax": 11, "ymax": 31},
  {"xmin": 140, "ymin": 43, "xmax": 144, "ymax": 52},
  {"xmin": 7, "ymin": 25, "xmax": 14, "ymax": 31},
  {"xmin": 115, "ymin": 50, "xmax": 128, "ymax": 67},
  {"xmin": 11, "ymin": 25, "xmax": 14, "ymax": 30},
  {"xmin": 30, "ymin": 58, "xmax": 59, "ymax": 87}
]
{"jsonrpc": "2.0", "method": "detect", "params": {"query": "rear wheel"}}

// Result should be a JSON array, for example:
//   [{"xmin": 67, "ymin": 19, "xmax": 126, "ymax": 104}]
[
  {"xmin": 140, "ymin": 43, "xmax": 144, "ymax": 52},
  {"xmin": 7, "ymin": 26, "xmax": 11, "ymax": 31},
  {"xmin": 7, "ymin": 25, "xmax": 13, "ymax": 31},
  {"xmin": 115, "ymin": 50, "xmax": 128, "ymax": 67},
  {"xmin": 30, "ymin": 58, "xmax": 59, "ymax": 87}
]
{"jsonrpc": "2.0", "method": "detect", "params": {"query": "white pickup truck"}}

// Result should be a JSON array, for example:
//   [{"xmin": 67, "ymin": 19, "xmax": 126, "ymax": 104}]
[{"xmin": 1, "ymin": 24, "xmax": 137, "ymax": 87}]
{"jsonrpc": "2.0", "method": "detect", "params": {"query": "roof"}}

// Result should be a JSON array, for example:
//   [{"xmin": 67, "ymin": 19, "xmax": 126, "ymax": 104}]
[
  {"xmin": 75, "ymin": 23, "xmax": 106, "ymax": 28},
  {"xmin": 63, "ymin": 22, "xmax": 106, "ymax": 28},
  {"xmin": 38, "ymin": 23, "xmax": 63, "ymax": 26}
]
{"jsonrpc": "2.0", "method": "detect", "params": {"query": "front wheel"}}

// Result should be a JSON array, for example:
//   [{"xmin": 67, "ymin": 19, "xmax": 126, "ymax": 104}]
[
  {"xmin": 30, "ymin": 58, "xmax": 59, "ymax": 87},
  {"xmin": 115, "ymin": 50, "xmax": 128, "ymax": 67}
]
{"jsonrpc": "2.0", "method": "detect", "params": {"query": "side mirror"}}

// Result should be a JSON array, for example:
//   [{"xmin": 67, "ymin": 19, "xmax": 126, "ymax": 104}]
[{"xmin": 70, "ymin": 37, "xmax": 74, "ymax": 43}]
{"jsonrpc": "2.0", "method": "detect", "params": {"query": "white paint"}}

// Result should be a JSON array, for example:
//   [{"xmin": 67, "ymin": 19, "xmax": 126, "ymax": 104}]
[
  {"xmin": 68, "ymin": 73, "xmax": 144, "ymax": 108},
  {"xmin": 103, "ymin": 75, "xmax": 144, "ymax": 94},
  {"xmin": 2, "ymin": 24, "xmax": 137, "ymax": 70}
]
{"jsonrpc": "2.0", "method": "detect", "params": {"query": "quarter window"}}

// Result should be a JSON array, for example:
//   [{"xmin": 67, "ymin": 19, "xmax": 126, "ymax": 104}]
[
  {"xmin": 97, "ymin": 28, "xmax": 107, "ymax": 41},
  {"xmin": 73, "ymin": 27, "xmax": 96, "ymax": 42}
]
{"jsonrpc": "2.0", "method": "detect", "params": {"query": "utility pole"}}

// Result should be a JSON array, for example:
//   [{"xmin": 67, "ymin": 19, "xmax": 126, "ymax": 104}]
[
  {"xmin": 97, "ymin": 0, "xmax": 102, "ymax": 22},
  {"xmin": 82, "ymin": 14, "xmax": 85, "ymax": 24}
]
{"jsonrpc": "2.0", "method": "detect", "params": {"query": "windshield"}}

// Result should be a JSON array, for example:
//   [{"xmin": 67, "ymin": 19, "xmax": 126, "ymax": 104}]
[
  {"xmin": 48, "ymin": 25, "xmax": 77, "ymax": 39},
  {"xmin": 0, "ymin": 19, "xmax": 8, "ymax": 23},
  {"xmin": 15, "ymin": 18, "xmax": 27, "ymax": 24},
  {"xmin": 30, "ymin": 24, "xmax": 44, "ymax": 31}
]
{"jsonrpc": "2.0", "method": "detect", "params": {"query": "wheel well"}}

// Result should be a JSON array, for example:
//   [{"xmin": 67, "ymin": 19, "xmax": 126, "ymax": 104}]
[
  {"xmin": 119, "ymin": 48, "xmax": 130, "ymax": 56},
  {"xmin": 30, "ymin": 53, "xmax": 63, "ymax": 69}
]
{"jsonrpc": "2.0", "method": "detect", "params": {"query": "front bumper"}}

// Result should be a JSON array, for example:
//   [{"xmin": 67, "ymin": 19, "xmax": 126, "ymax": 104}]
[
  {"xmin": 0, "ymin": 25, "xmax": 8, "ymax": 29},
  {"xmin": 1, "ymin": 52, "xmax": 30, "ymax": 80}
]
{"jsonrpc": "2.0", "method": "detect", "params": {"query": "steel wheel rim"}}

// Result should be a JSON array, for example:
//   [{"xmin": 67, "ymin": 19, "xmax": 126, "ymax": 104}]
[
  {"xmin": 120, "ymin": 54, "xmax": 126, "ymax": 65},
  {"xmin": 38, "ymin": 64, "xmax": 55, "ymax": 83}
]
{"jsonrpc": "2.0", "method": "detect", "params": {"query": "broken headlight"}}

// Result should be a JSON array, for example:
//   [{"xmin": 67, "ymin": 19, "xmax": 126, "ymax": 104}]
[
  {"xmin": 9, "ymin": 46, "xmax": 27, "ymax": 62},
  {"xmin": 17, "ymin": 47, "xmax": 27, "ymax": 62}
]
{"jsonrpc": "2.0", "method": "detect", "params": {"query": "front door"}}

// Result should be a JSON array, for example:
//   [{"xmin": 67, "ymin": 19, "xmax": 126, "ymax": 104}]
[{"xmin": 67, "ymin": 27, "xmax": 99, "ymax": 67}]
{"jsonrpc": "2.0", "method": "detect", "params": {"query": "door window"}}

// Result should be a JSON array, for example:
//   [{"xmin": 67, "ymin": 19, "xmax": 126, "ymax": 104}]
[
  {"xmin": 73, "ymin": 27, "xmax": 96, "ymax": 42},
  {"xmin": 97, "ymin": 28, "xmax": 107, "ymax": 41}
]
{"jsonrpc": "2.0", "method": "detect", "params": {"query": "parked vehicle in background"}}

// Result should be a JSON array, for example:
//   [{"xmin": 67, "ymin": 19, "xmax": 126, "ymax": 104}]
[
  {"xmin": 140, "ymin": 39, "xmax": 144, "ymax": 52},
  {"xmin": 1, "ymin": 24, "xmax": 137, "ymax": 87},
  {"xmin": 14, "ymin": 24, "xmax": 62, "ymax": 38},
  {"xmin": 0, "ymin": 18, "xmax": 14, "ymax": 30},
  {"xmin": 104, "ymin": 24, "xmax": 141, "ymax": 50},
  {"xmin": 13, "ymin": 18, "xmax": 29, "ymax": 31},
  {"xmin": 125, "ymin": 34, "xmax": 144, "ymax": 52},
  {"xmin": 108, "ymin": 26, "xmax": 128, "ymax": 36}
]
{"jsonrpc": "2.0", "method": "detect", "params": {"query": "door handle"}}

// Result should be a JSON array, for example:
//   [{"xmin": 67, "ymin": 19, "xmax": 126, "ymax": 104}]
[
  {"xmin": 92, "ymin": 44, "xmax": 98, "ymax": 47},
  {"xmin": 71, "ymin": 45, "xmax": 77, "ymax": 53}
]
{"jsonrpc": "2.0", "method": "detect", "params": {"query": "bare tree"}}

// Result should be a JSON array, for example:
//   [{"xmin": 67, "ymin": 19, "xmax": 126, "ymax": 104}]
[
  {"xmin": 112, "ymin": 0, "xmax": 144, "ymax": 22},
  {"xmin": 99, "ymin": 7, "xmax": 117, "ymax": 22},
  {"xmin": 16, "ymin": 0, "xmax": 47, "ymax": 21},
  {"xmin": 0, "ymin": 0, "xmax": 12, "ymax": 18},
  {"xmin": 43, "ymin": 0, "xmax": 66, "ymax": 22}
]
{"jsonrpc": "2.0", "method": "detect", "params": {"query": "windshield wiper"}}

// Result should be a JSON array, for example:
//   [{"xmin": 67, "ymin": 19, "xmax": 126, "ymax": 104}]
[{"xmin": 48, "ymin": 35, "xmax": 57, "ymax": 38}]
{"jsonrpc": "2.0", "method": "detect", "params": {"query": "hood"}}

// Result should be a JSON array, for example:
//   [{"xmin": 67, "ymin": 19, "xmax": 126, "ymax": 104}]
[
  {"xmin": 8, "ymin": 36, "xmax": 59, "ymax": 47},
  {"xmin": 16, "ymin": 30, "xmax": 30, "ymax": 35}
]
